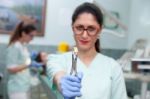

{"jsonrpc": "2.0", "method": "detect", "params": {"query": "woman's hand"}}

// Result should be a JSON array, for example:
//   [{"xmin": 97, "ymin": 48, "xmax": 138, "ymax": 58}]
[
  {"xmin": 29, "ymin": 61, "xmax": 43, "ymax": 68},
  {"xmin": 60, "ymin": 72, "xmax": 83, "ymax": 99}
]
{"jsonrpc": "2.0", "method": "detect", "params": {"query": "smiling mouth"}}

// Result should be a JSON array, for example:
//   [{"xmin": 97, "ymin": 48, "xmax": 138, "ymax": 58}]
[{"xmin": 79, "ymin": 40, "xmax": 89, "ymax": 44}]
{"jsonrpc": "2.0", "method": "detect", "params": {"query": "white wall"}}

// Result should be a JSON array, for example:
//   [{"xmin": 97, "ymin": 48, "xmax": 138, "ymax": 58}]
[
  {"xmin": 95, "ymin": 0, "xmax": 130, "ymax": 49},
  {"xmin": 1, "ymin": 0, "xmax": 149, "ymax": 50},
  {"xmin": 97, "ymin": 0, "xmax": 150, "ymax": 49},
  {"xmin": 128, "ymin": 0, "xmax": 150, "ymax": 48},
  {"xmin": 0, "ymin": 0, "xmax": 91, "ymax": 46}
]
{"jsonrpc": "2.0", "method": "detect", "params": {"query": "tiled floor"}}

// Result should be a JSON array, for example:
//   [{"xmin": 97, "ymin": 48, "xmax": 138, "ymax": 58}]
[
  {"xmin": 0, "ymin": 84, "xmax": 49, "ymax": 99},
  {"xmin": 31, "ymin": 84, "xmax": 48, "ymax": 99}
]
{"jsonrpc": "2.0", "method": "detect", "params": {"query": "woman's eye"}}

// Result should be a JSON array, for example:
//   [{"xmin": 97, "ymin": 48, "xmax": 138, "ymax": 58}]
[
  {"xmin": 76, "ymin": 26, "xmax": 84, "ymax": 30},
  {"xmin": 87, "ymin": 27, "xmax": 96, "ymax": 31}
]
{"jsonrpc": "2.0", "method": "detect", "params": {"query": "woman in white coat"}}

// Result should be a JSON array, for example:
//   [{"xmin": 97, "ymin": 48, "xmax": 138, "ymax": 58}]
[
  {"xmin": 47, "ymin": 2, "xmax": 127, "ymax": 99},
  {"xmin": 6, "ymin": 22, "xmax": 39, "ymax": 99}
]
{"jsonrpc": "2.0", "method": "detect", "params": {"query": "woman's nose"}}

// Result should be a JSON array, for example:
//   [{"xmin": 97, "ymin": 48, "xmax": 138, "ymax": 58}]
[{"xmin": 81, "ymin": 30, "xmax": 89, "ymax": 38}]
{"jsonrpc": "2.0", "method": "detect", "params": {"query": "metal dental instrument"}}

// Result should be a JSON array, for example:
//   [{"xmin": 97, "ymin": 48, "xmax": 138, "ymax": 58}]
[{"xmin": 70, "ymin": 47, "xmax": 78, "ymax": 76}]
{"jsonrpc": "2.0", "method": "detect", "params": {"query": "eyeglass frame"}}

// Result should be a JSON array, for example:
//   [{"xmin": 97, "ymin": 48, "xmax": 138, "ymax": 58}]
[{"xmin": 72, "ymin": 25, "xmax": 100, "ymax": 36}]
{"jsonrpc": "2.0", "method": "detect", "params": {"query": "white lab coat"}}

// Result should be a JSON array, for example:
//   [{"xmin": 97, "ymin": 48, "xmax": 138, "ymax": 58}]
[
  {"xmin": 47, "ymin": 52, "xmax": 127, "ymax": 99},
  {"xmin": 6, "ymin": 42, "xmax": 31, "ymax": 99}
]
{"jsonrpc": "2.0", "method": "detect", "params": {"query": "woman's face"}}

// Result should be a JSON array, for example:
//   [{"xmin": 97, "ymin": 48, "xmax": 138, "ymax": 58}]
[
  {"xmin": 40, "ymin": 52, "xmax": 48, "ymax": 64},
  {"xmin": 72, "ymin": 12, "xmax": 102, "ymax": 52},
  {"xmin": 22, "ymin": 30, "xmax": 37, "ymax": 43}
]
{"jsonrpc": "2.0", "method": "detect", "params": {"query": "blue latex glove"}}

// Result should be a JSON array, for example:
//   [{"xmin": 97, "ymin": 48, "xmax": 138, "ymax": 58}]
[
  {"xmin": 60, "ymin": 72, "xmax": 83, "ymax": 99},
  {"xmin": 30, "ymin": 51, "xmax": 39, "ymax": 60},
  {"xmin": 30, "ymin": 61, "xmax": 43, "ymax": 68}
]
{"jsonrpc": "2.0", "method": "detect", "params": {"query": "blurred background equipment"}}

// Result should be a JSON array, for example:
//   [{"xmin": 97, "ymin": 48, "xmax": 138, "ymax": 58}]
[
  {"xmin": 0, "ymin": 73, "xmax": 3, "ymax": 81},
  {"xmin": 93, "ymin": 0, "xmax": 128, "ymax": 38},
  {"xmin": 57, "ymin": 41, "xmax": 69, "ymax": 53}
]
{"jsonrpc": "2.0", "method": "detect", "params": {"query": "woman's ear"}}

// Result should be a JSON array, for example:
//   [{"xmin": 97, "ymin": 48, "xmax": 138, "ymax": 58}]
[
  {"xmin": 72, "ymin": 26, "xmax": 76, "ymax": 36},
  {"xmin": 97, "ymin": 25, "xmax": 103, "ymax": 38},
  {"xmin": 98, "ymin": 25, "xmax": 103, "ymax": 33},
  {"xmin": 96, "ymin": 25, "xmax": 103, "ymax": 38}
]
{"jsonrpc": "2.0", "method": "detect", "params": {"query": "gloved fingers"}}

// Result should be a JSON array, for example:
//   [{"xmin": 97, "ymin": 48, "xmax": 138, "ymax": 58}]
[
  {"xmin": 62, "ymin": 89, "xmax": 81, "ymax": 98},
  {"xmin": 36, "ymin": 62, "xmax": 44, "ymax": 67},
  {"xmin": 68, "ymin": 97, "xmax": 75, "ymax": 99},
  {"xmin": 60, "ymin": 75, "xmax": 82, "ymax": 99},
  {"xmin": 30, "ymin": 61, "xmax": 43, "ymax": 68},
  {"xmin": 65, "ymin": 75, "xmax": 80, "ymax": 83},
  {"xmin": 31, "ymin": 51, "xmax": 39, "ymax": 56},
  {"xmin": 61, "ymin": 77, "xmax": 81, "ymax": 88},
  {"xmin": 64, "ymin": 97, "xmax": 75, "ymax": 99},
  {"xmin": 62, "ymin": 82, "xmax": 81, "ymax": 92},
  {"xmin": 65, "ymin": 79, "xmax": 81, "ymax": 88},
  {"xmin": 30, "ymin": 51, "xmax": 39, "ymax": 60}
]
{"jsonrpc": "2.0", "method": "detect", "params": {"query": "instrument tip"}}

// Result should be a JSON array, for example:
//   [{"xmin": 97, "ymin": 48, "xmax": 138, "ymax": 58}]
[{"xmin": 73, "ymin": 47, "xmax": 78, "ymax": 53}]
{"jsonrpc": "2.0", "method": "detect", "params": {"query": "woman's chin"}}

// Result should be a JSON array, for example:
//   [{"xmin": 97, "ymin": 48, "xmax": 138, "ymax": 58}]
[{"xmin": 79, "ymin": 46, "xmax": 90, "ymax": 51}]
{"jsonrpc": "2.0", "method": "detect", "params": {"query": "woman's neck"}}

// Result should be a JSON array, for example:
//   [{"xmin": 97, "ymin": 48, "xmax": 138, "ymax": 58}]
[
  {"xmin": 18, "ymin": 38, "xmax": 25, "ymax": 44},
  {"xmin": 78, "ymin": 48, "xmax": 98, "ymax": 66}
]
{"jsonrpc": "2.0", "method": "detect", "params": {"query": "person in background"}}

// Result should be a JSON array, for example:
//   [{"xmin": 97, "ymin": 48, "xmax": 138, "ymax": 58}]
[
  {"xmin": 34, "ymin": 52, "xmax": 48, "ymax": 75},
  {"xmin": 6, "ymin": 22, "xmax": 42, "ymax": 99},
  {"xmin": 35, "ymin": 52, "xmax": 48, "ymax": 66},
  {"xmin": 47, "ymin": 2, "xmax": 127, "ymax": 99}
]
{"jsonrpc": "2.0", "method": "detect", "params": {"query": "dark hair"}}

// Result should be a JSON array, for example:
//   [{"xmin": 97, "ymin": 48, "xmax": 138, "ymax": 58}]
[
  {"xmin": 35, "ymin": 52, "xmax": 46, "ymax": 75},
  {"xmin": 35, "ymin": 52, "xmax": 43, "ymax": 62},
  {"xmin": 72, "ymin": 2, "xmax": 103, "ymax": 52},
  {"xmin": 8, "ymin": 22, "xmax": 36, "ymax": 46}
]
